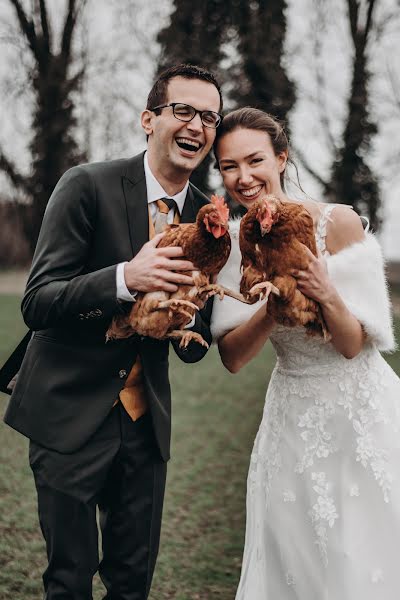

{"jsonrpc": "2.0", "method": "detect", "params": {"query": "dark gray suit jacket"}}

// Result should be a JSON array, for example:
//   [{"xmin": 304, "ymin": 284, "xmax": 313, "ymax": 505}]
[{"xmin": 2, "ymin": 152, "xmax": 212, "ymax": 461}]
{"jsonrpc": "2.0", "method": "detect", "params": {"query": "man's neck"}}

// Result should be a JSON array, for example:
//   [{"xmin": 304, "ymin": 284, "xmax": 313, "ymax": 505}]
[{"xmin": 147, "ymin": 153, "xmax": 190, "ymax": 197}]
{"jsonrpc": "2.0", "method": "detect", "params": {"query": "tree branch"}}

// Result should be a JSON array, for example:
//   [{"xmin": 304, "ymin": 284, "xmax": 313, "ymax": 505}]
[
  {"xmin": 293, "ymin": 145, "xmax": 331, "ymax": 192},
  {"xmin": 38, "ymin": 0, "xmax": 51, "ymax": 55},
  {"xmin": 61, "ymin": 0, "xmax": 75, "ymax": 59},
  {"xmin": 346, "ymin": 0, "xmax": 358, "ymax": 46},
  {"xmin": 0, "ymin": 148, "xmax": 31, "ymax": 195},
  {"xmin": 9, "ymin": 0, "xmax": 39, "ymax": 63},
  {"xmin": 364, "ymin": 0, "xmax": 377, "ymax": 44},
  {"xmin": 61, "ymin": 0, "xmax": 87, "ymax": 59},
  {"xmin": 385, "ymin": 60, "xmax": 400, "ymax": 114},
  {"xmin": 311, "ymin": 2, "xmax": 338, "ymax": 153},
  {"xmin": 64, "ymin": 67, "xmax": 85, "ymax": 95}
]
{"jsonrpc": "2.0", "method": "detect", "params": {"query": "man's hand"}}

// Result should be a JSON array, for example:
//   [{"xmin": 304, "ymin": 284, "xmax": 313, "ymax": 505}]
[{"xmin": 124, "ymin": 233, "xmax": 195, "ymax": 293}]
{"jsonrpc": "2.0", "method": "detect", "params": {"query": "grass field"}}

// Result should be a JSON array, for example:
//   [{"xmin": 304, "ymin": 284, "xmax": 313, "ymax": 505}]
[{"xmin": 1, "ymin": 294, "xmax": 399, "ymax": 600}]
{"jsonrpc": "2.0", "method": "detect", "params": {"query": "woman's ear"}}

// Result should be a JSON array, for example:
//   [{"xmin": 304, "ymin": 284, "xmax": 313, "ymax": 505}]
[
  {"xmin": 141, "ymin": 110, "xmax": 153, "ymax": 136},
  {"xmin": 278, "ymin": 150, "xmax": 288, "ymax": 173}
]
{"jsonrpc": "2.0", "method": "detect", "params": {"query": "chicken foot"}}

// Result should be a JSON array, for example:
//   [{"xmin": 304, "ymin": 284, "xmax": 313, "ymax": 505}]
[
  {"xmin": 197, "ymin": 283, "xmax": 256, "ymax": 304},
  {"xmin": 248, "ymin": 281, "xmax": 281, "ymax": 301},
  {"xmin": 106, "ymin": 314, "xmax": 134, "ymax": 341},
  {"xmin": 166, "ymin": 330, "xmax": 209, "ymax": 349},
  {"xmin": 152, "ymin": 299, "xmax": 199, "ymax": 320}
]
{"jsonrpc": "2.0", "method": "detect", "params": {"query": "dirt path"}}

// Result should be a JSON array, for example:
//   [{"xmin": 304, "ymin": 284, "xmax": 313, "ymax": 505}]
[{"xmin": 0, "ymin": 270, "xmax": 29, "ymax": 295}]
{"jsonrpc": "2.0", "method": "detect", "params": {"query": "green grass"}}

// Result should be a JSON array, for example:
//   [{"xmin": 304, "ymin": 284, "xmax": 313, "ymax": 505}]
[{"xmin": 0, "ymin": 294, "xmax": 399, "ymax": 600}]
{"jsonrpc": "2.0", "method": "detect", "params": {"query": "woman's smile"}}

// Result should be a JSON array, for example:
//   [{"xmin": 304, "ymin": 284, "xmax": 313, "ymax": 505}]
[
  {"xmin": 216, "ymin": 128, "xmax": 287, "ymax": 208},
  {"xmin": 238, "ymin": 184, "xmax": 264, "ymax": 198}
]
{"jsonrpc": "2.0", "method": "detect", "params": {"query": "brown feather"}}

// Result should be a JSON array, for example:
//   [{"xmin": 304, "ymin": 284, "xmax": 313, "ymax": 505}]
[
  {"xmin": 239, "ymin": 195, "xmax": 328, "ymax": 337},
  {"xmin": 106, "ymin": 202, "xmax": 231, "ymax": 344}
]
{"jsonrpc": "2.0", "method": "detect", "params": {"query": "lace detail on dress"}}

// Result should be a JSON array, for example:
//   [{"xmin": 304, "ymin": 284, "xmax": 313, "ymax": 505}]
[
  {"xmin": 248, "ymin": 382, "xmax": 289, "ymax": 501},
  {"xmin": 309, "ymin": 472, "xmax": 339, "ymax": 567},
  {"xmin": 315, "ymin": 204, "xmax": 336, "ymax": 255},
  {"xmin": 249, "ymin": 324, "xmax": 398, "ymax": 566}
]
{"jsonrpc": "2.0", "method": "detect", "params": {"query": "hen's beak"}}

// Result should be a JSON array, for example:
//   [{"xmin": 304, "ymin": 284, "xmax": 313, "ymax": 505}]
[
  {"xmin": 259, "ymin": 204, "xmax": 274, "ymax": 236},
  {"xmin": 212, "ymin": 222, "xmax": 228, "ymax": 238},
  {"xmin": 260, "ymin": 221, "xmax": 272, "ymax": 236}
]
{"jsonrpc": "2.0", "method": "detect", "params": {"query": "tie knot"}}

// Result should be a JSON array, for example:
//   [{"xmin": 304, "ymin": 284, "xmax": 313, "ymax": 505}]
[{"xmin": 157, "ymin": 197, "xmax": 177, "ymax": 215}]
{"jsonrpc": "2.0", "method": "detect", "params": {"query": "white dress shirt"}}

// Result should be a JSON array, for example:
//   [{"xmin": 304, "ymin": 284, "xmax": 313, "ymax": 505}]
[{"xmin": 116, "ymin": 151, "xmax": 189, "ymax": 301}]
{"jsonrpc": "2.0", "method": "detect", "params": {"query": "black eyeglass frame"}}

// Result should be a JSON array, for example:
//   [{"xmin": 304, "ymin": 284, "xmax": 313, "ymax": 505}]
[{"xmin": 149, "ymin": 102, "xmax": 223, "ymax": 129}]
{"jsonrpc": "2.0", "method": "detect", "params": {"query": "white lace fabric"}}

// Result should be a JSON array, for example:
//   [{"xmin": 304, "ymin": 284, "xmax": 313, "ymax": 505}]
[{"xmin": 213, "ymin": 204, "xmax": 400, "ymax": 600}]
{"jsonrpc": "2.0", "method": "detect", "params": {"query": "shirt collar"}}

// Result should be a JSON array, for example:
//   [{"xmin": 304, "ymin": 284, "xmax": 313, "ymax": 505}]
[{"xmin": 144, "ymin": 152, "xmax": 189, "ymax": 215}]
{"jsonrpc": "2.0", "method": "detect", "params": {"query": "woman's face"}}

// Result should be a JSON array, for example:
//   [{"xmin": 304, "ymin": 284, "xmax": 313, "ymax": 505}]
[{"xmin": 217, "ymin": 128, "xmax": 288, "ymax": 210}]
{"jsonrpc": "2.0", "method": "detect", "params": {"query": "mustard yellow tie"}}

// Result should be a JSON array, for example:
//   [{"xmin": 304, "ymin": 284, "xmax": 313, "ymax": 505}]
[
  {"xmin": 117, "ymin": 198, "xmax": 179, "ymax": 421},
  {"xmin": 153, "ymin": 198, "xmax": 178, "ymax": 234},
  {"xmin": 118, "ymin": 358, "xmax": 146, "ymax": 421}
]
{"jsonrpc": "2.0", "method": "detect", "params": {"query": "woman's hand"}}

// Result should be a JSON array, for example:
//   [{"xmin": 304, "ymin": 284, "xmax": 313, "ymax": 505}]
[{"xmin": 291, "ymin": 245, "xmax": 336, "ymax": 306}]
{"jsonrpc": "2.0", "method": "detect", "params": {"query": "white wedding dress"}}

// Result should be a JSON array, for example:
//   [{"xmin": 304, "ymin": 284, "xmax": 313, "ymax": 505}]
[{"xmin": 211, "ymin": 205, "xmax": 400, "ymax": 600}]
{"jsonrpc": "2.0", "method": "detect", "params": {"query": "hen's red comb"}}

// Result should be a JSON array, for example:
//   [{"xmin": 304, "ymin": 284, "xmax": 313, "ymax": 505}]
[{"xmin": 211, "ymin": 194, "xmax": 230, "ymax": 223}]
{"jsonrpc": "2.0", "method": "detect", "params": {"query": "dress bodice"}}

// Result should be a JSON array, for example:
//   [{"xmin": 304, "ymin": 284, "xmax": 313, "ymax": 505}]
[{"xmin": 269, "ymin": 204, "xmax": 341, "ymax": 374}]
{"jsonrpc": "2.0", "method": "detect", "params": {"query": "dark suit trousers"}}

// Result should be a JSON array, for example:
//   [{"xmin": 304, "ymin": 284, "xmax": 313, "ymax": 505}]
[{"xmin": 29, "ymin": 405, "xmax": 167, "ymax": 600}]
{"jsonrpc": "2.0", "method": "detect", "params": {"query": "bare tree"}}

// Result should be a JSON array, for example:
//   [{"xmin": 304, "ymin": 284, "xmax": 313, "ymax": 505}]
[
  {"xmin": 294, "ymin": 0, "xmax": 382, "ymax": 230},
  {"xmin": 156, "ymin": 0, "xmax": 231, "ymax": 194},
  {"xmin": 229, "ymin": 0, "xmax": 295, "ymax": 121},
  {"xmin": 157, "ymin": 0, "xmax": 295, "ymax": 197},
  {"xmin": 0, "ymin": 0, "xmax": 87, "ymax": 254},
  {"xmin": 329, "ymin": 0, "xmax": 380, "ymax": 228}
]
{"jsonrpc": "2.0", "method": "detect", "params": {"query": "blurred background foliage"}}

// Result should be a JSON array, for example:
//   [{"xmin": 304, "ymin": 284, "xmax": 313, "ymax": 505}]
[{"xmin": 0, "ymin": 0, "xmax": 399, "ymax": 263}]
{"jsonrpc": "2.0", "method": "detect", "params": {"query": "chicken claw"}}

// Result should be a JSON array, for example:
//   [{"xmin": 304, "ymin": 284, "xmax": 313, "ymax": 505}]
[
  {"xmin": 200, "ymin": 283, "xmax": 250, "ymax": 304},
  {"xmin": 249, "ymin": 281, "xmax": 280, "ymax": 301},
  {"xmin": 167, "ymin": 330, "xmax": 209, "ymax": 349},
  {"xmin": 106, "ymin": 315, "xmax": 134, "ymax": 341},
  {"xmin": 153, "ymin": 299, "xmax": 199, "ymax": 313},
  {"xmin": 197, "ymin": 283, "xmax": 227, "ymax": 301}
]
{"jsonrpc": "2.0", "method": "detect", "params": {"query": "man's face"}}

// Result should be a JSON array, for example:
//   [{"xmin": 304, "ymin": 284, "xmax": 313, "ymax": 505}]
[{"xmin": 143, "ymin": 76, "xmax": 221, "ymax": 179}]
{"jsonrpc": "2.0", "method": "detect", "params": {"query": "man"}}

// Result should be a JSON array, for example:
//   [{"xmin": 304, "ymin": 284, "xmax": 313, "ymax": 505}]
[{"xmin": 1, "ymin": 64, "xmax": 223, "ymax": 599}]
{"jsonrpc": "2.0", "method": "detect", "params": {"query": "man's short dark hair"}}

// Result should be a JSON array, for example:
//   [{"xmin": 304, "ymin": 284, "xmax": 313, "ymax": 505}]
[{"xmin": 146, "ymin": 64, "xmax": 223, "ymax": 112}]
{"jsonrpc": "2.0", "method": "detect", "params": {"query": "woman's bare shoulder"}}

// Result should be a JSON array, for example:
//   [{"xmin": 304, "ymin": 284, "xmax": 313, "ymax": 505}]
[
  {"xmin": 286, "ymin": 198, "xmax": 323, "ymax": 226},
  {"xmin": 326, "ymin": 205, "xmax": 365, "ymax": 254}
]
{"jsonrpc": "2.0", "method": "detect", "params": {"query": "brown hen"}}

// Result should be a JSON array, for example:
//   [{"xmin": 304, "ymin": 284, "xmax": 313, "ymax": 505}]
[
  {"xmin": 239, "ymin": 195, "xmax": 329, "ymax": 338},
  {"xmin": 106, "ymin": 195, "xmax": 234, "ymax": 348}
]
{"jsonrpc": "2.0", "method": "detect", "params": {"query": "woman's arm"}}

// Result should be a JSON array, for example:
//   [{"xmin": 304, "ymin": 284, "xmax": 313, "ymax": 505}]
[
  {"xmin": 218, "ymin": 303, "xmax": 275, "ymax": 373},
  {"xmin": 294, "ymin": 206, "xmax": 366, "ymax": 359}
]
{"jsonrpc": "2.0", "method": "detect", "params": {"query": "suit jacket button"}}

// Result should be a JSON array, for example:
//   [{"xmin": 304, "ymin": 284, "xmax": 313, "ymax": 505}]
[{"xmin": 119, "ymin": 369, "xmax": 127, "ymax": 378}]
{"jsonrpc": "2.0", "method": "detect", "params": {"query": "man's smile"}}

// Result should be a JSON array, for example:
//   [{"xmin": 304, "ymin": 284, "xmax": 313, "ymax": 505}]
[{"xmin": 175, "ymin": 137, "xmax": 203, "ymax": 154}]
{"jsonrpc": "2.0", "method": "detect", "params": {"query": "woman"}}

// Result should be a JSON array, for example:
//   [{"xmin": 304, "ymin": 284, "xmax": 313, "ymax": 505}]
[{"xmin": 211, "ymin": 107, "xmax": 400, "ymax": 599}]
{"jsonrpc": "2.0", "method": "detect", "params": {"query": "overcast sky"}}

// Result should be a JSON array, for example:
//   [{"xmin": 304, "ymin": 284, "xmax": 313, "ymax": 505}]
[{"xmin": 0, "ymin": 0, "xmax": 399, "ymax": 258}]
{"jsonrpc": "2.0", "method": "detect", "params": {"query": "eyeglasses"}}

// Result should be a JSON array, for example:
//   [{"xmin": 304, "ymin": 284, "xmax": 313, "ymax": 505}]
[{"xmin": 149, "ymin": 102, "xmax": 223, "ymax": 129}]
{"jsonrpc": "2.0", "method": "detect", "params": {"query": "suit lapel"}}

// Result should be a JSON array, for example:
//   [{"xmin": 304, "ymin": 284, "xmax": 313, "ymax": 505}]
[
  {"xmin": 122, "ymin": 152, "xmax": 149, "ymax": 257},
  {"xmin": 122, "ymin": 159, "xmax": 205, "ymax": 255},
  {"xmin": 181, "ymin": 185, "xmax": 197, "ymax": 224}
]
